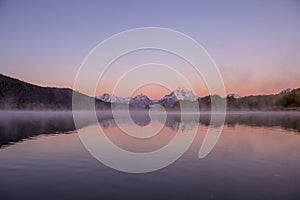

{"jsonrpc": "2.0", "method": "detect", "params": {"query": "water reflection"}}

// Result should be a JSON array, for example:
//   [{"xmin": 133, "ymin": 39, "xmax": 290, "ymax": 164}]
[{"xmin": 0, "ymin": 111, "xmax": 299, "ymax": 148}]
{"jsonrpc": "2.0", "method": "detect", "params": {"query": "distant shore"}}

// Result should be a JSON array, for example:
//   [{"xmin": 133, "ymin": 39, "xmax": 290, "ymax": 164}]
[{"xmin": 1, "ymin": 73, "xmax": 300, "ymax": 111}]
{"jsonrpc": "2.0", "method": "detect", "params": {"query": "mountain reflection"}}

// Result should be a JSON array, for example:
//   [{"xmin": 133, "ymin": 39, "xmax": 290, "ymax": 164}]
[{"xmin": 0, "ymin": 111, "xmax": 299, "ymax": 148}]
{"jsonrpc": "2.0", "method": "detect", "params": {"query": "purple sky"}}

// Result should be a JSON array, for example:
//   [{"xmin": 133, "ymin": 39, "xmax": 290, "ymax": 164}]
[{"xmin": 0, "ymin": 0, "xmax": 299, "ymax": 98}]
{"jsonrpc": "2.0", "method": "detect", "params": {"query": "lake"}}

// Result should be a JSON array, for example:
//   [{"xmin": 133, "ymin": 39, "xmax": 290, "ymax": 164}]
[{"xmin": 0, "ymin": 111, "xmax": 300, "ymax": 200}]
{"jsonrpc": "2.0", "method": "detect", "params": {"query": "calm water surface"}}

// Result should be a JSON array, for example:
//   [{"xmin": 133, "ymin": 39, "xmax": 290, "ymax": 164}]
[{"xmin": 0, "ymin": 111, "xmax": 299, "ymax": 200}]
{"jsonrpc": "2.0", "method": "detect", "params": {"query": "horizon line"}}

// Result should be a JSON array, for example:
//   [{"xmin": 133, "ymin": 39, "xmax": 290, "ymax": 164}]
[{"xmin": 1, "ymin": 72, "xmax": 299, "ymax": 99}]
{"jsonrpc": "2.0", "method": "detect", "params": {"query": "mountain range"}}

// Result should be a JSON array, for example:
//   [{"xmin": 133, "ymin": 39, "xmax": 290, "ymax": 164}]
[
  {"xmin": 0, "ymin": 73, "xmax": 299, "ymax": 110},
  {"xmin": 97, "ymin": 90, "xmax": 199, "ymax": 107}
]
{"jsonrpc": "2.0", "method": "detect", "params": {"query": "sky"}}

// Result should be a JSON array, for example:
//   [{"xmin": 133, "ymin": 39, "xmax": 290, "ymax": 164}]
[{"xmin": 0, "ymin": 0, "xmax": 299, "ymax": 98}]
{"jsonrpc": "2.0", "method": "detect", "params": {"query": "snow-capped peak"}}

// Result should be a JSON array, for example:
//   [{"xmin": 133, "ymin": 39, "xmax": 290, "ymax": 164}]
[
  {"xmin": 172, "ymin": 89, "xmax": 199, "ymax": 101},
  {"xmin": 279, "ymin": 88, "xmax": 292, "ymax": 95},
  {"xmin": 133, "ymin": 94, "xmax": 150, "ymax": 101},
  {"xmin": 227, "ymin": 93, "xmax": 241, "ymax": 99},
  {"xmin": 96, "ymin": 89, "xmax": 199, "ymax": 107},
  {"xmin": 130, "ymin": 94, "xmax": 152, "ymax": 107},
  {"xmin": 110, "ymin": 95, "xmax": 131, "ymax": 104},
  {"xmin": 154, "ymin": 90, "xmax": 198, "ymax": 107},
  {"xmin": 96, "ymin": 93, "xmax": 131, "ymax": 104},
  {"xmin": 97, "ymin": 93, "xmax": 110, "ymax": 102}
]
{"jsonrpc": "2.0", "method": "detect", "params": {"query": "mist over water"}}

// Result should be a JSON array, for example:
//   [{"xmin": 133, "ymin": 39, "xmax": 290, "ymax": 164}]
[{"xmin": 0, "ymin": 110, "xmax": 299, "ymax": 148}]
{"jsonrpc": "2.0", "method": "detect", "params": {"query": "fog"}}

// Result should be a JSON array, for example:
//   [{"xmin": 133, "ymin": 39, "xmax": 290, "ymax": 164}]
[{"xmin": 0, "ymin": 110, "xmax": 299, "ymax": 148}]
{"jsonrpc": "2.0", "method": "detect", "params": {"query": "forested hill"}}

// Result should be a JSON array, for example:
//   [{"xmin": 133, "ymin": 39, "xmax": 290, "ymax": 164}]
[
  {"xmin": 225, "ymin": 88, "xmax": 300, "ymax": 110},
  {"xmin": 0, "ymin": 74, "xmax": 110, "ymax": 110},
  {"xmin": 198, "ymin": 88, "xmax": 300, "ymax": 111}
]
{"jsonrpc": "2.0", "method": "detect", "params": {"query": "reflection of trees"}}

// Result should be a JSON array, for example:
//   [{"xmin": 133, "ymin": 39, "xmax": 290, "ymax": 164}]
[
  {"xmin": 0, "ymin": 111, "xmax": 78, "ymax": 147},
  {"xmin": 223, "ymin": 112, "xmax": 300, "ymax": 132},
  {"xmin": 1, "ymin": 111, "xmax": 299, "ymax": 148},
  {"xmin": 98, "ymin": 112, "xmax": 300, "ymax": 133},
  {"xmin": 99, "ymin": 112, "xmax": 300, "ymax": 132}
]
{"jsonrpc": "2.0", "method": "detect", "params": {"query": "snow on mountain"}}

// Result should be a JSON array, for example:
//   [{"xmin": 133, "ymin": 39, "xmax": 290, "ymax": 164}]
[
  {"xmin": 227, "ymin": 93, "xmax": 241, "ymax": 99},
  {"xmin": 96, "ymin": 90, "xmax": 199, "ymax": 107},
  {"xmin": 110, "ymin": 95, "xmax": 131, "ymax": 104},
  {"xmin": 96, "ymin": 93, "xmax": 131, "ymax": 104},
  {"xmin": 173, "ymin": 90, "xmax": 198, "ymax": 101},
  {"xmin": 154, "ymin": 92, "xmax": 177, "ymax": 106},
  {"xmin": 97, "ymin": 93, "xmax": 111, "ymax": 102},
  {"xmin": 130, "ymin": 94, "xmax": 152, "ymax": 107},
  {"xmin": 279, "ymin": 88, "xmax": 292, "ymax": 95},
  {"xmin": 153, "ymin": 90, "xmax": 198, "ymax": 107}
]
